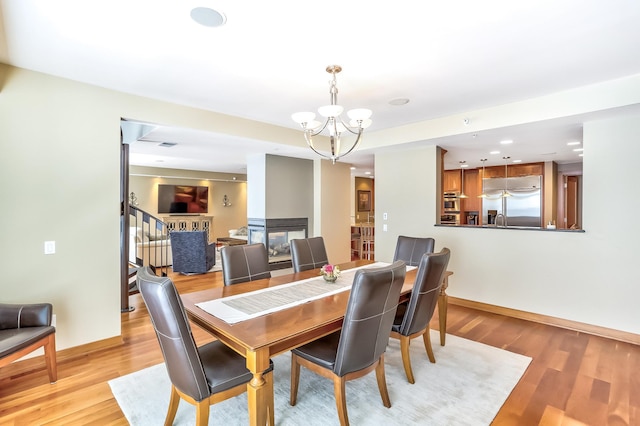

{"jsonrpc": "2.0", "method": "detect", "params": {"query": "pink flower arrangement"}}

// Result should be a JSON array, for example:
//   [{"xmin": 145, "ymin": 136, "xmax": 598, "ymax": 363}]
[{"xmin": 320, "ymin": 264, "xmax": 341, "ymax": 280}]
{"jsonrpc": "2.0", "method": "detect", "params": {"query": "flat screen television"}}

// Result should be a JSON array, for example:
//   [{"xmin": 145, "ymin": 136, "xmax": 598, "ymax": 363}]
[{"xmin": 157, "ymin": 184, "xmax": 209, "ymax": 214}]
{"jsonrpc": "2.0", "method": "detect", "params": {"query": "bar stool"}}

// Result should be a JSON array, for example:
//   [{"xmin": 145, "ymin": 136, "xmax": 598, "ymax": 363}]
[
  {"xmin": 360, "ymin": 224, "xmax": 374, "ymax": 260},
  {"xmin": 350, "ymin": 227, "xmax": 362, "ymax": 259}
]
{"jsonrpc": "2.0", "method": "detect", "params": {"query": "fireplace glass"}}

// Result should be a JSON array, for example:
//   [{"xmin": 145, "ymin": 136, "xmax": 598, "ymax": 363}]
[{"xmin": 248, "ymin": 218, "xmax": 308, "ymax": 269}]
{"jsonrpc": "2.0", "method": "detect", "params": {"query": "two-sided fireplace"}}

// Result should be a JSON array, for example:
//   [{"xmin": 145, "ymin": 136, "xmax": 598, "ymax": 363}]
[{"xmin": 247, "ymin": 217, "xmax": 308, "ymax": 270}]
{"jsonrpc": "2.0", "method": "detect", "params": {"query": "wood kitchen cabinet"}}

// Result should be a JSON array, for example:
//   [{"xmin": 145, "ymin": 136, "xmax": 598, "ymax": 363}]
[
  {"xmin": 443, "ymin": 170, "xmax": 461, "ymax": 192},
  {"xmin": 461, "ymin": 169, "xmax": 481, "ymax": 211},
  {"xmin": 482, "ymin": 162, "xmax": 544, "ymax": 178}
]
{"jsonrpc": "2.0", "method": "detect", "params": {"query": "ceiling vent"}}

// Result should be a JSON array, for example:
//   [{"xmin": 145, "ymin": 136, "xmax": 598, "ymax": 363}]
[{"xmin": 158, "ymin": 142, "xmax": 177, "ymax": 148}]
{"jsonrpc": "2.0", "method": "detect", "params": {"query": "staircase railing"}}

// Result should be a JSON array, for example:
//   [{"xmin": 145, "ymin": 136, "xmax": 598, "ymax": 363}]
[{"xmin": 128, "ymin": 206, "xmax": 170, "ymax": 278}]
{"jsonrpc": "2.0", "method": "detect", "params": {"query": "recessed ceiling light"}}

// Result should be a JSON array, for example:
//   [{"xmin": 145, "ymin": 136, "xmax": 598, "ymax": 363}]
[
  {"xmin": 350, "ymin": 166, "xmax": 356, "ymax": 170},
  {"xmin": 500, "ymin": 140, "xmax": 513, "ymax": 145},
  {"xmin": 490, "ymin": 150, "xmax": 500, "ymax": 155},
  {"xmin": 512, "ymin": 159, "xmax": 522, "ymax": 163},
  {"xmin": 579, "ymin": 153, "xmax": 584, "ymax": 157},
  {"xmin": 567, "ymin": 141, "xmax": 581, "ymax": 146},
  {"xmin": 573, "ymin": 148, "xmax": 584, "ymax": 152},
  {"xmin": 461, "ymin": 164, "xmax": 469, "ymax": 168},
  {"xmin": 388, "ymin": 98, "xmax": 410, "ymax": 106},
  {"xmin": 364, "ymin": 171, "xmax": 371, "ymax": 175},
  {"xmin": 190, "ymin": 7, "xmax": 226, "ymax": 27}
]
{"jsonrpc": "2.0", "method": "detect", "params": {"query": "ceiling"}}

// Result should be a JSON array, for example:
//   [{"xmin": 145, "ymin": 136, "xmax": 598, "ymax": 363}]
[{"xmin": 3, "ymin": 0, "xmax": 640, "ymax": 176}]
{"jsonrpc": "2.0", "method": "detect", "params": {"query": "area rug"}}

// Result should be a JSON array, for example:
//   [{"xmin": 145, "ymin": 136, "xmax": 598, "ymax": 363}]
[{"xmin": 109, "ymin": 332, "xmax": 531, "ymax": 425}]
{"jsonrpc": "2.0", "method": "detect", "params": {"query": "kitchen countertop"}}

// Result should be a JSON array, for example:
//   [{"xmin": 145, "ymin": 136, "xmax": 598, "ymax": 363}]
[{"xmin": 435, "ymin": 224, "xmax": 585, "ymax": 232}]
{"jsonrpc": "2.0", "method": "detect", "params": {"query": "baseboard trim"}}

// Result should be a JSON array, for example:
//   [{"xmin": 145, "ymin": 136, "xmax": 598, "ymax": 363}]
[
  {"xmin": 449, "ymin": 297, "xmax": 640, "ymax": 346},
  {"xmin": 57, "ymin": 336, "xmax": 124, "ymax": 362},
  {"xmin": 0, "ymin": 336, "xmax": 123, "ymax": 379}
]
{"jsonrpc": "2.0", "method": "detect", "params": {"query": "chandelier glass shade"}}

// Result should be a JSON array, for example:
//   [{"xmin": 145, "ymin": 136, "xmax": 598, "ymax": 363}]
[{"xmin": 292, "ymin": 65, "xmax": 372, "ymax": 164}]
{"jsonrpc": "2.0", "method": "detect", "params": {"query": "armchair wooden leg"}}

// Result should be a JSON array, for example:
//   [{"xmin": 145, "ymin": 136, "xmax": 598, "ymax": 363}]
[
  {"xmin": 333, "ymin": 375, "xmax": 349, "ymax": 426},
  {"xmin": 422, "ymin": 328, "xmax": 436, "ymax": 363},
  {"xmin": 399, "ymin": 335, "xmax": 415, "ymax": 384},
  {"xmin": 374, "ymin": 355, "xmax": 391, "ymax": 408},
  {"xmin": 163, "ymin": 386, "xmax": 180, "ymax": 426},
  {"xmin": 289, "ymin": 353, "xmax": 300, "ymax": 406},
  {"xmin": 44, "ymin": 333, "xmax": 57, "ymax": 383}
]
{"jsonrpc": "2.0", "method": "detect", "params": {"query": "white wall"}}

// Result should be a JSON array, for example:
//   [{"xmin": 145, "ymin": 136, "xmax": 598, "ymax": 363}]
[
  {"xmin": 316, "ymin": 159, "xmax": 352, "ymax": 264},
  {"xmin": 0, "ymin": 64, "xmax": 306, "ymax": 351},
  {"xmin": 375, "ymin": 114, "xmax": 640, "ymax": 335}
]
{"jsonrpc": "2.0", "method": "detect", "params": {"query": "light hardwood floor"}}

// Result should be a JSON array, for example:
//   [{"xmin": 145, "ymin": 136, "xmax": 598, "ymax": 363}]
[{"xmin": 1, "ymin": 269, "xmax": 638, "ymax": 425}]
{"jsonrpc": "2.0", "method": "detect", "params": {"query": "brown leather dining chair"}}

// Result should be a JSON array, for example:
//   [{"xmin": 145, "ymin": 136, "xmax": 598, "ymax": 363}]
[
  {"xmin": 137, "ymin": 267, "xmax": 274, "ymax": 426},
  {"xmin": 393, "ymin": 235, "xmax": 435, "ymax": 266},
  {"xmin": 289, "ymin": 261, "xmax": 406, "ymax": 426},
  {"xmin": 220, "ymin": 243, "xmax": 272, "ymax": 286},
  {"xmin": 290, "ymin": 237, "xmax": 329, "ymax": 272},
  {"xmin": 390, "ymin": 248, "xmax": 450, "ymax": 384}
]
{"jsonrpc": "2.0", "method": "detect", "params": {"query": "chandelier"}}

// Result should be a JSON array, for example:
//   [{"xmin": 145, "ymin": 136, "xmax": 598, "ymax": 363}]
[{"xmin": 292, "ymin": 65, "xmax": 372, "ymax": 164}]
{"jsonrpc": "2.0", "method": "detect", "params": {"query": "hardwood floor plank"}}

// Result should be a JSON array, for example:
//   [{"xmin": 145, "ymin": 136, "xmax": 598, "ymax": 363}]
[{"xmin": 1, "ymin": 269, "xmax": 639, "ymax": 425}]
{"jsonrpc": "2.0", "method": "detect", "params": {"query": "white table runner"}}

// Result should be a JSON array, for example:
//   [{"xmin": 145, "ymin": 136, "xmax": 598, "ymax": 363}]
[{"xmin": 196, "ymin": 262, "xmax": 414, "ymax": 324}]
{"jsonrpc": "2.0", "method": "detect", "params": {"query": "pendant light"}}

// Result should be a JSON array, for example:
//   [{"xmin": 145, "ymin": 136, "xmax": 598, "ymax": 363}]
[
  {"xmin": 478, "ymin": 159, "xmax": 487, "ymax": 198},
  {"xmin": 502, "ymin": 156, "xmax": 511, "ymax": 198},
  {"xmin": 459, "ymin": 161, "xmax": 468, "ymax": 198}
]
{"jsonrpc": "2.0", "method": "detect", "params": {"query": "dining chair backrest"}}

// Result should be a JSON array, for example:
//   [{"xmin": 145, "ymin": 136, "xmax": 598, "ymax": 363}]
[
  {"xmin": 220, "ymin": 243, "xmax": 272, "ymax": 286},
  {"xmin": 397, "ymin": 248, "xmax": 450, "ymax": 337},
  {"xmin": 290, "ymin": 237, "xmax": 329, "ymax": 272},
  {"xmin": 137, "ymin": 267, "xmax": 210, "ymax": 401},
  {"xmin": 334, "ymin": 260, "xmax": 406, "ymax": 376},
  {"xmin": 392, "ymin": 235, "xmax": 435, "ymax": 266}
]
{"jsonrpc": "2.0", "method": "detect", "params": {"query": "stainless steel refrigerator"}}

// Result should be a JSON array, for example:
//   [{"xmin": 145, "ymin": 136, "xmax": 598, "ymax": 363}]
[{"xmin": 482, "ymin": 175, "xmax": 542, "ymax": 227}]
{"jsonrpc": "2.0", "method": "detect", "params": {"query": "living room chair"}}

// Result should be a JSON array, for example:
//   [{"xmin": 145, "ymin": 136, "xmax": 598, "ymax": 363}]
[
  {"xmin": 289, "ymin": 261, "xmax": 406, "ymax": 426},
  {"xmin": 390, "ymin": 248, "xmax": 450, "ymax": 384},
  {"xmin": 290, "ymin": 237, "xmax": 329, "ymax": 272},
  {"xmin": 393, "ymin": 235, "xmax": 435, "ymax": 266},
  {"xmin": 220, "ymin": 243, "xmax": 271, "ymax": 286},
  {"xmin": 0, "ymin": 303, "xmax": 57, "ymax": 384},
  {"xmin": 137, "ymin": 267, "xmax": 274, "ymax": 426},
  {"xmin": 170, "ymin": 231, "xmax": 216, "ymax": 274}
]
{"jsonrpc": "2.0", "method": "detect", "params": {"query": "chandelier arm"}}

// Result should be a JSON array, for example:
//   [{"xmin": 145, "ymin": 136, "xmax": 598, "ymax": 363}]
[
  {"xmin": 303, "ymin": 132, "xmax": 333, "ymax": 161},
  {"xmin": 308, "ymin": 119, "xmax": 330, "ymax": 137},
  {"xmin": 337, "ymin": 117, "xmax": 363, "ymax": 135},
  {"xmin": 335, "ymin": 128, "xmax": 364, "ymax": 159}
]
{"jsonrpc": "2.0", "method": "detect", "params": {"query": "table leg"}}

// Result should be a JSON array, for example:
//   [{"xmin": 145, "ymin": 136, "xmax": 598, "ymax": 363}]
[
  {"xmin": 246, "ymin": 349, "xmax": 271, "ymax": 426},
  {"xmin": 437, "ymin": 275, "xmax": 450, "ymax": 346}
]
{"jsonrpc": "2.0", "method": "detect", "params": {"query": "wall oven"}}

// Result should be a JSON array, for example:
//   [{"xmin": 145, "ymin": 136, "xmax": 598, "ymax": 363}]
[
  {"xmin": 440, "ymin": 213, "xmax": 460, "ymax": 225},
  {"xmin": 443, "ymin": 192, "xmax": 460, "ymax": 212}
]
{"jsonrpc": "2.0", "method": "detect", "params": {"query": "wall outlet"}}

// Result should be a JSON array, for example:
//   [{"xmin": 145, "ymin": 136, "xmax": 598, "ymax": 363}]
[
  {"xmin": 383, "ymin": 224, "xmax": 388, "ymax": 232},
  {"xmin": 51, "ymin": 314, "xmax": 56, "ymax": 327}
]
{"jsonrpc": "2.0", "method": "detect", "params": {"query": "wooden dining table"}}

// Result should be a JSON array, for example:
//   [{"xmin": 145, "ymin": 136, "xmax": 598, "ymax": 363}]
[{"xmin": 181, "ymin": 259, "xmax": 452, "ymax": 426}]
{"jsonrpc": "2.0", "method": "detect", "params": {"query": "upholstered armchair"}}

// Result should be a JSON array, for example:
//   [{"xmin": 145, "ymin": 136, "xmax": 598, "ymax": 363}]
[
  {"xmin": 170, "ymin": 231, "xmax": 216, "ymax": 274},
  {"xmin": 0, "ymin": 303, "xmax": 57, "ymax": 383}
]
